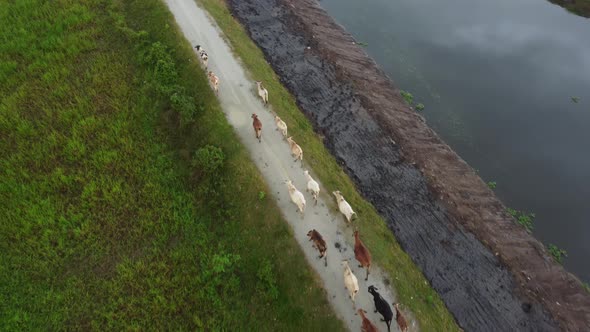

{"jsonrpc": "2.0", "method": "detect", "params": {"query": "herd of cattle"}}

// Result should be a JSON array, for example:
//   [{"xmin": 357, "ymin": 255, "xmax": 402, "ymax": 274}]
[{"xmin": 194, "ymin": 44, "xmax": 408, "ymax": 332}]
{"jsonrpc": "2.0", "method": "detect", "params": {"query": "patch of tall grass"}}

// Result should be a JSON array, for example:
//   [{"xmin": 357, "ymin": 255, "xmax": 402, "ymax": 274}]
[{"xmin": 0, "ymin": 0, "xmax": 344, "ymax": 330}]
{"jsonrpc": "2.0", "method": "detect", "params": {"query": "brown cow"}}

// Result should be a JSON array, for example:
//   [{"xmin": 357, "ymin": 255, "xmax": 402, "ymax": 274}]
[
  {"xmin": 208, "ymin": 71, "xmax": 219, "ymax": 94},
  {"xmin": 251, "ymin": 113, "xmax": 262, "ymax": 143},
  {"xmin": 394, "ymin": 303, "xmax": 408, "ymax": 332},
  {"xmin": 357, "ymin": 309, "xmax": 379, "ymax": 332},
  {"xmin": 307, "ymin": 229, "xmax": 327, "ymax": 266},
  {"xmin": 354, "ymin": 230, "xmax": 372, "ymax": 281},
  {"xmin": 286, "ymin": 136, "xmax": 303, "ymax": 163}
]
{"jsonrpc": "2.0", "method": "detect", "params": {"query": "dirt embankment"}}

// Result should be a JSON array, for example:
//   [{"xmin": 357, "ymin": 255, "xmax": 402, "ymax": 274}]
[{"xmin": 227, "ymin": 0, "xmax": 590, "ymax": 330}]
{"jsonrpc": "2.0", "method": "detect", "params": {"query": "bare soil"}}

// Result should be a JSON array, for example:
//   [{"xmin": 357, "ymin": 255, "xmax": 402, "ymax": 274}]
[{"xmin": 226, "ymin": 0, "xmax": 590, "ymax": 330}]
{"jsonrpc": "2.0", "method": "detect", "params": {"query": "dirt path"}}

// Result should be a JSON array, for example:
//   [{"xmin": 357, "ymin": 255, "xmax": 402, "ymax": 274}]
[{"xmin": 163, "ymin": 0, "xmax": 409, "ymax": 330}]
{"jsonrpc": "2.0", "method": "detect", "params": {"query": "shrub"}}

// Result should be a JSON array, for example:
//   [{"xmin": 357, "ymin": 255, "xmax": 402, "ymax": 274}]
[
  {"xmin": 192, "ymin": 145, "xmax": 225, "ymax": 174},
  {"xmin": 487, "ymin": 181, "xmax": 497, "ymax": 189},
  {"xmin": 170, "ymin": 87, "xmax": 199, "ymax": 123},
  {"xmin": 138, "ymin": 41, "xmax": 179, "ymax": 95},
  {"xmin": 415, "ymin": 103, "xmax": 425, "ymax": 111},
  {"xmin": 200, "ymin": 252, "xmax": 241, "ymax": 309},
  {"xmin": 153, "ymin": 58, "xmax": 178, "ymax": 95},
  {"xmin": 256, "ymin": 259, "xmax": 279, "ymax": 301},
  {"xmin": 139, "ymin": 41, "xmax": 172, "ymax": 67}
]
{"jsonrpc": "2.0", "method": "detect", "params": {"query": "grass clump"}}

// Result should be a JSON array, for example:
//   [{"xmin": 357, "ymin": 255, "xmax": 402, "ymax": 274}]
[
  {"xmin": 400, "ymin": 90, "xmax": 426, "ymax": 112},
  {"xmin": 507, "ymin": 208, "xmax": 535, "ymax": 232},
  {"xmin": 0, "ymin": 0, "xmax": 344, "ymax": 330},
  {"xmin": 547, "ymin": 244, "xmax": 568, "ymax": 264},
  {"xmin": 400, "ymin": 90, "xmax": 414, "ymax": 104},
  {"xmin": 196, "ymin": 0, "xmax": 460, "ymax": 330},
  {"xmin": 548, "ymin": 0, "xmax": 590, "ymax": 18}
]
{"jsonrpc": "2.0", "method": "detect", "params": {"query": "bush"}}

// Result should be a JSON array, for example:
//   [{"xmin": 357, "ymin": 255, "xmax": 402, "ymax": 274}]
[
  {"xmin": 139, "ymin": 41, "xmax": 172, "ymax": 67},
  {"xmin": 192, "ymin": 145, "xmax": 225, "ymax": 174},
  {"xmin": 170, "ymin": 87, "xmax": 199, "ymax": 123},
  {"xmin": 153, "ymin": 59, "xmax": 178, "ymax": 95},
  {"xmin": 200, "ymin": 251, "xmax": 241, "ymax": 309},
  {"xmin": 256, "ymin": 259, "xmax": 279, "ymax": 301},
  {"xmin": 139, "ymin": 42, "xmax": 179, "ymax": 96}
]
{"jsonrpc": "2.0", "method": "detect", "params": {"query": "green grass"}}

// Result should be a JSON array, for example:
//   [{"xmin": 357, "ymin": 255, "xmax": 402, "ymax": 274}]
[
  {"xmin": 197, "ymin": 0, "xmax": 460, "ymax": 330},
  {"xmin": 400, "ymin": 90, "xmax": 415, "ymax": 105},
  {"xmin": 547, "ymin": 244, "xmax": 568, "ymax": 264},
  {"xmin": 507, "ymin": 208, "xmax": 535, "ymax": 232},
  {"xmin": 548, "ymin": 0, "xmax": 590, "ymax": 18},
  {"xmin": 0, "ymin": 0, "xmax": 344, "ymax": 330}
]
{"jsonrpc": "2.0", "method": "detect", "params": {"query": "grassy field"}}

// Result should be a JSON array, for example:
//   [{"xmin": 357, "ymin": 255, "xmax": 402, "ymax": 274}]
[
  {"xmin": 549, "ymin": 0, "xmax": 590, "ymax": 18},
  {"xmin": 0, "ymin": 0, "xmax": 345, "ymax": 330},
  {"xmin": 197, "ymin": 0, "xmax": 461, "ymax": 330}
]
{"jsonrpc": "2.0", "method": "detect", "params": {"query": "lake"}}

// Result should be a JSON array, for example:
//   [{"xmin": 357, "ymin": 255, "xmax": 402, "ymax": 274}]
[{"xmin": 319, "ymin": 0, "xmax": 590, "ymax": 281}]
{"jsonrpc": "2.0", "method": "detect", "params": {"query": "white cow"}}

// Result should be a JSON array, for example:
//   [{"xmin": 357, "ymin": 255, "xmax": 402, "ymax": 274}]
[
  {"xmin": 285, "ymin": 180, "xmax": 306, "ymax": 215},
  {"xmin": 333, "ymin": 191, "xmax": 355, "ymax": 223},
  {"xmin": 287, "ymin": 137, "xmax": 303, "ymax": 163},
  {"xmin": 255, "ymin": 81, "xmax": 269, "ymax": 106},
  {"xmin": 342, "ymin": 260, "xmax": 359, "ymax": 308},
  {"xmin": 304, "ymin": 170, "xmax": 320, "ymax": 206},
  {"xmin": 274, "ymin": 115, "xmax": 288, "ymax": 139}
]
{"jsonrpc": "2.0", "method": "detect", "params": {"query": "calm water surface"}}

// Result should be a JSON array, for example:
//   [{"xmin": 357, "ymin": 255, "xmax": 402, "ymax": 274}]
[{"xmin": 319, "ymin": 0, "xmax": 590, "ymax": 281}]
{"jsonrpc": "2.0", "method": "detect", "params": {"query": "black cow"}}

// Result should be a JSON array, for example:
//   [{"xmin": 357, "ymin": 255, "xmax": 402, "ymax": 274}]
[{"xmin": 368, "ymin": 285, "xmax": 393, "ymax": 332}]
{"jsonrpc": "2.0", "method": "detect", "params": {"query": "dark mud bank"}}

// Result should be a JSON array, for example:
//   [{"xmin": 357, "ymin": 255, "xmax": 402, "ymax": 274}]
[{"xmin": 226, "ymin": 0, "xmax": 590, "ymax": 330}]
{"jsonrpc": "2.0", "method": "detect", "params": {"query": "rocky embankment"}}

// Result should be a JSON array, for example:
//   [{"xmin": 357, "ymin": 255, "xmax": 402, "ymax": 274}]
[{"xmin": 227, "ymin": 0, "xmax": 590, "ymax": 330}]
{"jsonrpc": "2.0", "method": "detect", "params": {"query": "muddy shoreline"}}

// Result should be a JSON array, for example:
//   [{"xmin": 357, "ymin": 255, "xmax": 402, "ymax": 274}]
[{"xmin": 226, "ymin": 0, "xmax": 590, "ymax": 330}]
